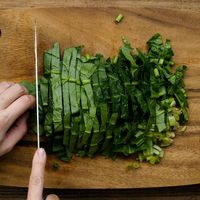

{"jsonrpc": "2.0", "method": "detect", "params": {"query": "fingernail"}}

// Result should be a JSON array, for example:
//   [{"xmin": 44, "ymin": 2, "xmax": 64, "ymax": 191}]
[
  {"xmin": 27, "ymin": 95, "xmax": 33, "ymax": 100},
  {"xmin": 37, "ymin": 148, "xmax": 45, "ymax": 157},
  {"xmin": 45, "ymin": 194, "xmax": 60, "ymax": 200},
  {"xmin": 23, "ymin": 86, "xmax": 28, "ymax": 93},
  {"xmin": 5, "ymin": 82, "xmax": 12, "ymax": 88}
]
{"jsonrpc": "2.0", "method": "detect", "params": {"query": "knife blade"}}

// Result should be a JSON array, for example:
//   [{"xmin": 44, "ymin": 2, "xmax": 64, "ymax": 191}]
[{"xmin": 34, "ymin": 21, "xmax": 40, "ymax": 149}]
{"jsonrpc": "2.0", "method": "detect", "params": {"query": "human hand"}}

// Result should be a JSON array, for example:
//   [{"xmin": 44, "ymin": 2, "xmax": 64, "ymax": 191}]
[
  {"xmin": 0, "ymin": 82, "xmax": 35, "ymax": 156},
  {"xmin": 27, "ymin": 148, "xmax": 60, "ymax": 200}
]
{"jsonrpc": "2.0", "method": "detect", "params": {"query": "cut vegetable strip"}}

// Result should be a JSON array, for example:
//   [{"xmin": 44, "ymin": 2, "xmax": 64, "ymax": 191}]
[
  {"xmin": 62, "ymin": 48, "xmax": 72, "ymax": 159},
  {"xmin": 51, "ymin": 43, "xmax": 63, "ymax": 132}
]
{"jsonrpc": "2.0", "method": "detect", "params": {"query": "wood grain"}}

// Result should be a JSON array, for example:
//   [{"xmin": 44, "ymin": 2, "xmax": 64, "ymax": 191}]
[
  {"xmin": 0, "ymin": 0, "xmax": 200, "ymax": 11},
  {"xmin": 0, "ymin": 6, "xmax": 200, "ymax": 188},
  {"xmin": 0, "ymin": 184, "xmax": 200, "ymax": 200}
]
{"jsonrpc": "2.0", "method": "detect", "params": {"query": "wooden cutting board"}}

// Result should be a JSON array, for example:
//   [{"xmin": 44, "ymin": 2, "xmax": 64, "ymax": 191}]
[{"xmin": 0, "ymin": 5, "xmax": 200, "ymax": 188}]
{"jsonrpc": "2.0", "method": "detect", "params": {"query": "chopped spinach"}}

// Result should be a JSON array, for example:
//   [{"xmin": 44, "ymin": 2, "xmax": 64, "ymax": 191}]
[{"xmin": 23, "ymin": 33, "xmax": 188, "ymax": 164}]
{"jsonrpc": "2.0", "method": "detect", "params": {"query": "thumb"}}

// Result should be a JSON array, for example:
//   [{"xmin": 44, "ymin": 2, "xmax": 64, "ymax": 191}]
[{"xmin": 27, "ymin": 148, "xmax": 46, "ymax": 200}]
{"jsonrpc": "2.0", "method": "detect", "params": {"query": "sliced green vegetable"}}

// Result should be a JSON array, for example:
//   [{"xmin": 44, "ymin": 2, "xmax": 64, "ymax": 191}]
[
  {"xmin": 115, "ymin": 14, "xmax": 124, "ymax": 23},
  {"xmin": 24, "ymin": 33, "xmax": 188, "ymax": 165},
  {"xmin": 51, "ymin": 43, "xmax": 63, "ymax": 132}
]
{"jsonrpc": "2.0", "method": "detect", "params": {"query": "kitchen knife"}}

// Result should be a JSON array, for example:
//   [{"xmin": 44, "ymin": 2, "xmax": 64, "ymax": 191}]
[{"xmin": 34, "ymin": 22, "xmax": 40, "ymax": 149}]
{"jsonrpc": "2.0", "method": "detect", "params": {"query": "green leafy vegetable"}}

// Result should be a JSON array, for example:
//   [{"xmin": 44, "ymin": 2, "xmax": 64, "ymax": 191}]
[{"xmin": 24, "ymin": 33, "xmax": 188, "ymax": 164}]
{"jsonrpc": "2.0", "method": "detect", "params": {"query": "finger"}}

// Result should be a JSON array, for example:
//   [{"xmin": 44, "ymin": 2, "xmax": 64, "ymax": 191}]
[
  {"xmin": 0, "ymin": 95, "xmax": 35, "ymax": 133},
  {"xmin": 0, "ymin": 83, "xmax": 27, "ymax": 110},
  {"xmin": 45, "ymin": 194, "xmax": 60, "ymax": 200},
  {"xmin": 0, "ymin": 112, "xmax": 29, "ymax": 156},
  {"xmin": 27, "ymin": 148, "xmax": 46, "ymax": 200},
  {"xmin": 0, "ymin": 82, "xmax": 14, "ymax": 94}
]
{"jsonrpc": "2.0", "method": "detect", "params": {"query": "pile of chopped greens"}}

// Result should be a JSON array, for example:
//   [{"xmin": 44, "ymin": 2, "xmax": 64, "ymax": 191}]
[{"xmin": 22, "ymin": 33, "xmax": 188, "ymax": 164}]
